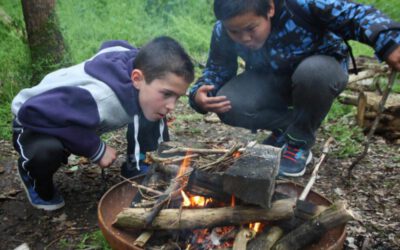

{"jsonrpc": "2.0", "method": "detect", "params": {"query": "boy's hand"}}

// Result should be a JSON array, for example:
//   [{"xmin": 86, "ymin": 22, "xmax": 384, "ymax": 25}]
[
  {"xmin": 98, "ymin": 145, "xmax": 117, "ymax": 168},
  {"xmin": 195, "ymin": 85, "xmax": 231, "ymax": 113},
  {"xmin": 386, "ymin": 46, "xmax": 400, "ymax": 71}
]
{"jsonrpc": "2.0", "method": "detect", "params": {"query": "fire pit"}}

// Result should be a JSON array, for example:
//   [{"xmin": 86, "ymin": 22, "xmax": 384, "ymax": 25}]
[{"xmin": 98, "ymin": 179, "xmax": 346, "ymax": 250}]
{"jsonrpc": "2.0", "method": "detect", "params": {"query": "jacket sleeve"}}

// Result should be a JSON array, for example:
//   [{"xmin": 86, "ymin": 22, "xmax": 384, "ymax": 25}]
[
  {"xmin": 189, "ymin": 21, "xmax": 239, "ymax": 113},
  {"xmin": 17, "ymin": 86, "xmax": 106, "ymax": 163},
  {"xmin": 305, "ymin": 0, "xmax": 400, "ymax": 61}
]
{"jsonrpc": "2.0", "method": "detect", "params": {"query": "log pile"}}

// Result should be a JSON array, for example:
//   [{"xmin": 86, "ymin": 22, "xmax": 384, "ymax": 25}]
[
  {"xmin": 112, "ymin": 142, "xmax": 356, "ymax": 249},
  {"xmin": 338, "ymin": 57, "xmax": 400, "ymax": 143}
]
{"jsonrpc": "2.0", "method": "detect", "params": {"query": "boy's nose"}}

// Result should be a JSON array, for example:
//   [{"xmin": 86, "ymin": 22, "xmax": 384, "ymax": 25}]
[
  {"xmin": 240, "ymin": 33, "xmax": 252, "ymax": 43},
  {"xmin": 166, "ymin": 100, "xmax": 176, "ymax": 112}
]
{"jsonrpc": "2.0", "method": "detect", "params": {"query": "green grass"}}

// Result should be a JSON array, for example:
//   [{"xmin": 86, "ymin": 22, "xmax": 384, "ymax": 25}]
[
  {"xmin": 323, "ymin": 101, "xmax": 364, "ymax": 158},
  {"xmin": 56, "ymin": 230, "xmax": 111, "ymax": 250},
  {"xmin": 0, "ymin": 0, "xmax": 399, "ymax": 142}
]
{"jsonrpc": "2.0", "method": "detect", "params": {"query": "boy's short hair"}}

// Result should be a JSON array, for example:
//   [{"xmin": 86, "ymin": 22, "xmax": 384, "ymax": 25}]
[
  {"xmin": 214, "ymin": 0, "xmax": 272, "ymax": 21},
  {"xmin": 134, "ymin": 36, "xmax": 194, "ymax": 84}
]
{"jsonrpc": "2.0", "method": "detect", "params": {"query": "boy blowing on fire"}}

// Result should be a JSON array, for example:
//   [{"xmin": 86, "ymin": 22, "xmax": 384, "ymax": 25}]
[
  {"xmin": 189, "ymin": 0, "xmax": 400, "ymax": 177},
  {"xmin": 11, "ymin": 36, "xmax": 194, "ymax": 211}
]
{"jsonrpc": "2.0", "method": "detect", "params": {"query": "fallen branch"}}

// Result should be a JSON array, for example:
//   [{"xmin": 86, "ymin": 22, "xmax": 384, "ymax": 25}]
[
  {"xmin": 347, "ymin": 70, "xmax": 398, "ymax": 179},
  {"xmin": 299, "ymin": 137, "xmax": 334, "ymax": 201}
]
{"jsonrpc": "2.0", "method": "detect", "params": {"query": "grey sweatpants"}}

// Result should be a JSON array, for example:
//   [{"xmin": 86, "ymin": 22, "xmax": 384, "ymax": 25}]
[{"xmin": 217, "ymin": 55, "xmax": 348, "ymax": 148}]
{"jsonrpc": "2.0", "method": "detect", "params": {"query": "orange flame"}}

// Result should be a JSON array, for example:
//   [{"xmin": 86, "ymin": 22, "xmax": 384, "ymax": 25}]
[
  {"xmin": 177, "ymin": 150, "xmax": 192, "ymax": 177},
  {"xmin": 181, "ymin": 191, "xmax": 213, "ymax": 208},
  {"xmin": 232, "ymin": 151, "xmax": 241, "ymax": 158},
  {"xmin": 249, "ymin": 222, "xmax": 262, "ymax": 233},
  {"xmin": 231, "ymin": 195, "xmax": 236, "ymax": 207}
]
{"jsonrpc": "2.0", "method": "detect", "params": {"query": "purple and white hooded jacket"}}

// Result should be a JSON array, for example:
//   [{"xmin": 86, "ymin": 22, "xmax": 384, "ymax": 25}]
[{"xmin": 12, "ymin": 40, "xmax": 164, "ymax": 166}]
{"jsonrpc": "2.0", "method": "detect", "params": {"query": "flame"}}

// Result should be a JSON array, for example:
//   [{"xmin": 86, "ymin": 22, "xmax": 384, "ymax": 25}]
[
  {"xmin": 177, "ymin": 150, "xmax": 192, "ymax": 177},
  {"xmin": 232, "ymin": 150, "xmax": 241, "ymax": 158},
  {"xmin": 249, "ymin": 222, "xmax": 262, "ymax": 233},
  {"xmin": 231, "ymin": 195, "xmax": 235, "ymax": 207},
  {"xmin": 181, "ymin": 191, "xmax": 213, "ymax": 208},
  {"xmin": 181, "ymin": 190, "xmax": 191, "ymax": 207}
]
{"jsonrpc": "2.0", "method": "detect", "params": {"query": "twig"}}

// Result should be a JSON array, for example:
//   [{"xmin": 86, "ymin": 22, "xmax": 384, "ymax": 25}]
[
  {"xmin": 148, "ymin": 153, "xmax": 199, "ymax": 164},
  {"xmin": 347, "ymin": 70, "xmax": 398, "ymax": 179},
  {"xmin": 299, "ymin": 137, "xmax": 334, "ymax": 201},
  {"xmin": 198, "ymin": 144, "xmax": 242, "ymax": 171},
  {"xmin": 162, "ymin": 147, "xmax": 245, "ymax": 155}
]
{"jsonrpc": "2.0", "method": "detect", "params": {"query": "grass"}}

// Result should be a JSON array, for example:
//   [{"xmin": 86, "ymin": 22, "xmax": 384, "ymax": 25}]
[
  {"xmin": 56, "ymin": 230, "xmax": 111, "ymax": 250},
  {"xmin": 1, "ymin": 0, "xmax": 399, "ymax": 247}
]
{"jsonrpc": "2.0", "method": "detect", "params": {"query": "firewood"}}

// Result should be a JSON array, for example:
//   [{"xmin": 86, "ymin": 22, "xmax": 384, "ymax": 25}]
[
  {"xmin": 233, "ymin": 228, "xmax": 256, "ymax": 250},
  {"xmin": 143, "ymin": 178, "xmax": 183, "ymax": 227},
  {"xmin": 272, "ymin": 201, "xmax": 357, "ymax": 250},
  {"xmin": 348, "ymin": 71, "xmax": 398, "ymax": 176},
  {"xmin": 112, "ymin": 198, "xmax": 296, "ymax": 230},
  {"xmin": 133, "ymin": 231, "xmax": 153, "ymax": 247},
  {"xmin": 248, "ymin": 226, "xmax": 284, "ymax": 250},
  {"xmin": 186, "ymin": 169, "xmax": 231, "ymax": 201}
]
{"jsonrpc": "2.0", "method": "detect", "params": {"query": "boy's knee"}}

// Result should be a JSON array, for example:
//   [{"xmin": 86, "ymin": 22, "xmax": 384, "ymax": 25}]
[
  {"xmin": 31, "ymin": 138, "xmax": 65, "ymax": 166},
  {"xmin": 293, "ymin": 55, "xmax": 348, "ymax": 95}
]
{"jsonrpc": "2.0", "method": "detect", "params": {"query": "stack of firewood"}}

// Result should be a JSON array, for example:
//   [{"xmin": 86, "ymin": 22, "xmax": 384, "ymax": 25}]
[{"xmin": 339, "ymin": 57, "xmax": 400, "ymax": 144}]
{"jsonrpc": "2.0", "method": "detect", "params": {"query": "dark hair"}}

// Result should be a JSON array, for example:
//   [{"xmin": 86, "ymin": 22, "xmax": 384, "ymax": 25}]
[
  {"xmin": 134, "ymin": 36, "xmax": 194, "ymax": 84},
  {"xmin": 214, "ymin": 0, "xmax": 272, "ymax": 21}
]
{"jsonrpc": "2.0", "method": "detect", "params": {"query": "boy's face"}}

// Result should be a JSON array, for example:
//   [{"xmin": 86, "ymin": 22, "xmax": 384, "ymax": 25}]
[
  {"xmin": 223, "ymin": 6, "xmax": 275, "ymax": 50},
  {"xmin": 131, "ymin": 70, "xmax": 188, "ymax": 121}
]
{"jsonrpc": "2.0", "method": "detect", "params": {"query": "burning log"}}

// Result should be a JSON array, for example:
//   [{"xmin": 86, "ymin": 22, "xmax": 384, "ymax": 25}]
[
  {"xmin": 187, "ymin": 169, "xmax": 231, "ymax": 201},
  {"xmin": 272, "ymin": 201, "xmax": 357, "ymax": 250},
  {"xmin": 112, "ymin": 198, "xmax": 296, "ymax": 230}
]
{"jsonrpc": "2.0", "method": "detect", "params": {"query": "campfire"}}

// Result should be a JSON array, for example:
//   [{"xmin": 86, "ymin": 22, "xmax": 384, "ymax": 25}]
[{"xmin": 102, "ymin": 141, "xmax": 356, "ymax": 250}]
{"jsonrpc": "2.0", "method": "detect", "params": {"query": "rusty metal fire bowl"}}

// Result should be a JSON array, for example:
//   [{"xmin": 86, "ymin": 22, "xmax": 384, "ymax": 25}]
[{"xmin": 98, "ymin": 179, "xmax": 346, "ymax": 250}]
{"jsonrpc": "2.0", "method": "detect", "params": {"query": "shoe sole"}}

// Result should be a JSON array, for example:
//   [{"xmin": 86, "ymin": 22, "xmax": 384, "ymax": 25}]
[
  {"xmin": 280, "ymin": 151, "xmax": 313, "ymax": 177},
  {"xmin": 17, "ymin": 166, "xmax": 65, "ymax": 211}
]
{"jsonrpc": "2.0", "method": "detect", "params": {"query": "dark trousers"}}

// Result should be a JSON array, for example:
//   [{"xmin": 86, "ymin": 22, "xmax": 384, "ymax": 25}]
[
  {"xmin": 217, "ymin": 55, "xmax": 348, "ymax": 149},
  {"xmin": 126, "ymin": 115, "xmax": 169, "ymax": 163},
  {"xmin": 13, "ymin": 128, "xmax": 68, "ymax": 200}
]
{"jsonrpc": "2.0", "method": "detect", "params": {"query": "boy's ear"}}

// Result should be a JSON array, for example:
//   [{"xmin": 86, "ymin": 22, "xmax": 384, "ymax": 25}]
[
  {"xmin": 268, "ymin": 0, "xmax": 275, "ymax": 18},
  {"xmin": 131, "ymin": 69, "xmax": 144, "ymax": 89}
]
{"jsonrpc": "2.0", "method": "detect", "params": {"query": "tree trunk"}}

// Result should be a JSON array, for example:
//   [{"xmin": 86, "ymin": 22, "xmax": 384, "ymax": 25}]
[{"xmin": 21, "ymin": 0, "xmax": 69, "ymax": 84}]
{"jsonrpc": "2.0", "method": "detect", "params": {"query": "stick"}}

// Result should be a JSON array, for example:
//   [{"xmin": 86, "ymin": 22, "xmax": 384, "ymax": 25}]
[
  {"xmin": 133, "ymin": 231, "xmax": 153, "ymax": 248},
  {"xmin": 143, "ymin": 178, "xmax": 183, "ymax": 227},
  {"xmin": 348, "ymin": 70, "xmax": 398, "ymax": 178},
  {"xmin": 162, "ymin": 147, "xmax": 245, "ymax": 155},
  {"xmin": 148, "ymin": 153, "xmax": 199, "ymax": 164},
  {"xmin": 299, "ymin": 137, "xmax": 334, "ymax": 201},
  {"xmin": 198, "ymin": 144, "xmax": 242, "ymax": 171}
]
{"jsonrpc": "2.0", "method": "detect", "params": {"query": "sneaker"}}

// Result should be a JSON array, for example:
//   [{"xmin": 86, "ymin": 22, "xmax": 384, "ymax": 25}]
[
  {"xmin": 120, "ymin": 161, "xmax": 149, "ymax": 179},
  {"xmin": 17, "ymin": 165, "xmax": 65, "ymax": 211},
  {"xmin": 262, "ymin": 131, "xmax": 285, "ymax": 148},
  {"xmin": 279, "ymin": 144, "xmax": 313, "ymax": 177}
]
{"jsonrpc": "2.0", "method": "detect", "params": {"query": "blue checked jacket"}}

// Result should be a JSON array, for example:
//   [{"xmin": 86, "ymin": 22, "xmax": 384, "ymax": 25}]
[{"xmin": 189, "ymin": 0, "xmax": 400, "ymax": 113}]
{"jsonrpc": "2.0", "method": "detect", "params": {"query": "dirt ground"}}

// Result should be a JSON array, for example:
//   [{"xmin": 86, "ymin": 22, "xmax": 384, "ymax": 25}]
[{"xmin": 0, "ymin": 101, "xmax": 399, "ymax": 250}]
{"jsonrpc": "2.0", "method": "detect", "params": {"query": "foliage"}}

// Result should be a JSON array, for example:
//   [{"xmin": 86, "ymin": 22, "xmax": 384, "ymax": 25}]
[
  {"xmin": 322, "ymin": 101, "xmax": 364, "ymax": 158},
  {"xmin": 56, "ymin": 230, "xmax": 111, "ymax": 250},
  {"xmin": 0, "ymin": 0, "xmax": 398, "ymax": 146}
]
